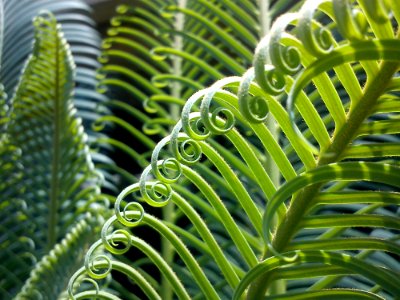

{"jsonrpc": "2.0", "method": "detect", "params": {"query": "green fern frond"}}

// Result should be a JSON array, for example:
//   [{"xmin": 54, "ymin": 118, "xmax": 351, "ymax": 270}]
[
  {"xmin": 8, "ymin": 11, "xmax": 99, "ymax": 250},
  {"xmin": 0, "ymin": 90, "xmax": 34, "ymax": 297},
  {"xmin": 1, "ymin": 12, "xmax": 103, "ymax": 298},
  {"xmin": 69, "ymin": 0, "xmax": 400, "ymax": 299},
  {"xmin": 0, "ymin": 0, "xmax": 105, "ymax": 127},
  {"xmin": 15, "ymin": 213, "xmax": 103, "ymax": 300},
  {"xmin": 0, "ymin": 0, "xmax": 116, "ymax": 189}
]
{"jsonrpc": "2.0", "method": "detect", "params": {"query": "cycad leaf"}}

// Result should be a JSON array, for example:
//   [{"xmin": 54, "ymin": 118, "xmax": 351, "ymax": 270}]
[
  {"xmin": 0, "ymin": 113, "xmax": 34, "ymax": 297},
  {"xmin": 72, "ymin": 0, "xmax": 400, "ymax": 299},
  {"xmin": 15, "ymin": 214, "xmax": 102, "ymax": 300},
  {"xmin": 0, "ymin": 0, "xmax": 115, "ymax": 189},
  {"xmin": 1, "ymin": 12, "xmax": 101, "ymax": 298},
  {"xmin": 8, "ymin": 11, "xmax": 99, "ymax": 249},
  {"xmin": 1, "ymin": 0, "xmax": 105, "ymax": 129}
]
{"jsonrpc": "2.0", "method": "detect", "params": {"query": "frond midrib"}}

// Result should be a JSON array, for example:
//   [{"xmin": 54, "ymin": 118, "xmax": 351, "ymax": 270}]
[{"xmin": 48, "ymin": 24, "xmax": 62, "ymax": 250}]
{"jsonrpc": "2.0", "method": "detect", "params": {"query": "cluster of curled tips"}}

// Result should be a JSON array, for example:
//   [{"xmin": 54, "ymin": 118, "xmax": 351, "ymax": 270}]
[
  {"xmin": 67, "ymin": 237, "xmax": 114, "ymax": 299},
  {"xmin": 68, "ymin": 186, "xmax": 145, "ymax": 298},
  {"xmin": 180, "ymin": 82, "xmax": 239, "ymax": 141}
]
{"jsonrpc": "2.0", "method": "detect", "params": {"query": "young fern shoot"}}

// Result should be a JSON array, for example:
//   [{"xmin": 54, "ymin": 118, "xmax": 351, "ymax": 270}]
[{"xmin": 69, "ymin": 0, "xmax": 400, "ymax": 299}]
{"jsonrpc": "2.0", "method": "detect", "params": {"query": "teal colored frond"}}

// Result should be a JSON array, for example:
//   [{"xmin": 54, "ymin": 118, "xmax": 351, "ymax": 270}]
[
  {"xmin": 8, "ymin": 12, "xmax": 99, "ymax": 249},
  {"xmin": 0, "ymin": 0, "xmax": 113, "ymax": 190},
  {"xmin": 0, "ymin": 0, "xmax": 105, "ymax": 129},
  {"xmin": 0, "ymin": 0, "xmax": 3, "ymax": 69},
  {"xmin": 0, "ymin": 133, "xmax": 34, "ymax": 297},
  {"xmin": 15, "ymin": 214, "xmax": 102, "ymax": 300},
  {"xmin": 1, "ymin": 13, "xmax": 103, "ymax": 299}
]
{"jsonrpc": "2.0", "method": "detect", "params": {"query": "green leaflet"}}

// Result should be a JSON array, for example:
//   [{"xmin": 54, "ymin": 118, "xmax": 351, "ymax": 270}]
[
  {"xmin": 344, "ymin": 143, "xmax": 400, "ymax": 158},
  {"xmin": 15, "ymin": 215, "xmax": 101, "ymax": 300},
  {"xmin": 253, "ymin": 288, "xmax": 385, "ymax": 299},
  {"xmin": 263, "ymin": 162, "xmax": 400, "ymax": 247},
  {"xmin": 287, "ymin": 39, "xmax": 400, "ymax": 121},
  {"xmin": 233, "ymin": 250, "xmax": 400, "ymax": 299},
  {"xmin": 9, "ymin": 12, "xmax": 99, "ymax": 250}
]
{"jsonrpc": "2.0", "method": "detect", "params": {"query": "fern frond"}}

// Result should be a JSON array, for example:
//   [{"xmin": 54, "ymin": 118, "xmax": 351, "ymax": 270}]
[
  {"xmin": 0, "ymin": 0, "xmax": 117, "ymax": 190},
  {"xmin": 1, "ymin": 0, "xmax": 105, "ymax": 129},
  {"xmin": 15, "ymin": 214, "xmax": 102, "ymax": 300},
  {"xmin": 71, "ymin": 0, "xmax": 400, "ymax": 299},
  {"xmin": 8, "ymin": 11, "xmax": 99, "ymax": 249},
  {"xmin": 0, "ymin": 91, "xmax": 34, "ymax": 296},
  {"xmin": 1, "ymin": 13, "xmax": 103, "ymax": 298}
]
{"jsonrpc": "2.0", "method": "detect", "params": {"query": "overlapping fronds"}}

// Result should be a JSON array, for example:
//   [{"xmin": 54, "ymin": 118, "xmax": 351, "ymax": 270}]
[
  {"xmin": 93, "ymin": 0, "xmax": 303, "ymax": 190},
  {"xmin": 0, "ymin": 86, "xmax": 35, "ymax": 297},
  {"xmin": 69, "ymin": 0, "xmax": 400, "ymax": 299},
  {"xmin": 93, "ymin": 0, "xmax": 175, "ymax": 177},
  {"xmin": 15, "ymin": 213, "xmax": 102, "ymax": 300},
  {"xmin": 0, "ymin": 0, "xmax": 106, "ymax": 129},
  {"xmin": 0, "ymin": 13, "xmax": 102, "ymax": 298},
  {"xmin": 82, "ymin": 1, "xmax": 302, "ymax": 297},
  {"xmin": 0, "ymin": 0, "xmax": 115, "ymax": 195}
]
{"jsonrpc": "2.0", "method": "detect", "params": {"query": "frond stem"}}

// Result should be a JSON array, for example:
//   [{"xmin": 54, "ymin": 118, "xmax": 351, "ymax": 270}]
[
  {"xmin": 160, "ymin": 1, "xmax": 186, "ymax": 299},
  {"xmin": 48, "ymin": 29, "xmax": 61, "ymax": 250},
  {"xmin": 258, "ymin": 0, "xmax": 285, "ymax": 294}
]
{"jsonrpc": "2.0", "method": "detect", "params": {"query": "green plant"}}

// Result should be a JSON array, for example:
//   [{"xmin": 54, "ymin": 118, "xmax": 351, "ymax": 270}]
[
  {"xmin": 2, "ymin": 0, "xmax": 400, "ymax": 299},
  {"xmin": 66, "ymin": 0, "xmax": 400, "ymax": 299},
  {"xmin": 0, "ymin": 1, "xmax": 106, "ymax": 298}
]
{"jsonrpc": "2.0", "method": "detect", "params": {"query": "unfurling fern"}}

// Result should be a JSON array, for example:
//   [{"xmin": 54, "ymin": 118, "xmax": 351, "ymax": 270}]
[
  {"xmin": 68, "ymin": 0, "xmax": 400, "ymax": 299},
  {"xmin": 91, "ymin": 0, "xmax": 302, "ymax": 190}
]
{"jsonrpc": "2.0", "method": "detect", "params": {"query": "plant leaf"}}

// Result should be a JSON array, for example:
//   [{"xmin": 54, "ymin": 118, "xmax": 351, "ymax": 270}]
[{"xmin": 1, "ymin": 12, "xmax": 102, "ymax": 298}]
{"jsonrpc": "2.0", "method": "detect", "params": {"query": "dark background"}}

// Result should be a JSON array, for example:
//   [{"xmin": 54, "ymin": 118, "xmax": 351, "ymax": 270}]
[{"xmin": 85, "ymin": 0, "xmax": 133, "ymax": 33}]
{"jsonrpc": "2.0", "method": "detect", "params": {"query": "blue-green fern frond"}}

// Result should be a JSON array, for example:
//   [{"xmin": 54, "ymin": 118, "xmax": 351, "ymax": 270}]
[
  {"xmin": 0, "ymin": 0, "xmax": 106, "ymax": 130},
  {"xmin": 1, "ymin": 12, "xmax": 104, "ymax": 299},
  {"xmin": 0, "ymin": 85, "xmax": 34, "ymax": 298},
  {"xmin": 15, "ymin": 213, "xmax": 103, "ymax": 300}
]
